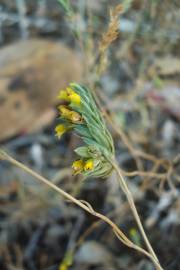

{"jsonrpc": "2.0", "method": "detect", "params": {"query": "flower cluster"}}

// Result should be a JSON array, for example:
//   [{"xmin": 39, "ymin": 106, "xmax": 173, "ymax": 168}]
[{"xmin": 55, "ymin": 83, "xmax": 115, "ymax": 178}]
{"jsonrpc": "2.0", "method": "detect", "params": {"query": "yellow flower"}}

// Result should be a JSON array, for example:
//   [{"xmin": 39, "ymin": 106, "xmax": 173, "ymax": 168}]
[
  {"xmin": 57, "ymin": 90, "xmax": 70, "ymax": 101},
  {"xmin": 55, "ymin": 124, "xmax": 67, "ymax": 139},
  {"xmin": 59, "ymin": 105, "xmax": 83, "ymax": 123},
  {"xmin": 58, "ymin": 105, "xmax": 71, "ymax": 117},
  {"xmin": 57, "ymin": 87, "xmax": 81, "ymax": 106},
  {"xmin": 84, "ymin": 159, "xmax": 94, "ymax": 171},
  {"xmin": 69, "ymin": 92, "xmax": 81, "ymax": 105},
  {"xmin": 66, "ymin": 87, "xmax": 74, "ymax": 95},
  {"xmin": 66, "ymin": 87, "xmax": 81, "ymax": 105},
  {"xmin": 69, "ymin": 111, "xmax": 83, "ymax": 123},
  {"xmin": 72, "ymin": 159, "xmax": 84, "ymax": 174}
]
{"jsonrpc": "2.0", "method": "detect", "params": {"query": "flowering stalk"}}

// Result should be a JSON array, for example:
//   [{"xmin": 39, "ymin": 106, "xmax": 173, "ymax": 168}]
[
  {"xmin": 55, "ymin": 83, "xmax": 163, "ymax": 270},
  {"xmin": 55, "ymin": 83, "xmax": 114, "ymax": 177}
]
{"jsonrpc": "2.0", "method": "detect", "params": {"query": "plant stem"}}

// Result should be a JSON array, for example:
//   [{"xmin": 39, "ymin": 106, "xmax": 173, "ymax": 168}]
[{"xmin": 112, "ymin": 160, "xmax": 163, "ymax": 270}]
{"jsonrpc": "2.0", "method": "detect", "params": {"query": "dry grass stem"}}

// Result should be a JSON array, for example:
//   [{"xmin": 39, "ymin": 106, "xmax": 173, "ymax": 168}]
[
  {"xmin": 0, "ymin": 149, "xmax": 163, "ymax": 270},
  {"xmin": 111, "ymin": 161, "xmax": 163, "ymax": 270}
]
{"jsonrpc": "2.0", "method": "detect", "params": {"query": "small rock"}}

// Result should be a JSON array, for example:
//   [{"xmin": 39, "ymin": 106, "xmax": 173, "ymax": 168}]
[
  {"xmin": 162, "ymin": 120, "xmax": 176, "ymax": 147},
  {"xmin": 0, "ymin": 39, "xmax": 82, "ymax": 141},
  {"xmin": 75, "ymin": 241, "xmax": 113, "ymax": 265},
  {"xmin": 30, "ymin": 143, "xmax": 44, "ymax": 171}
]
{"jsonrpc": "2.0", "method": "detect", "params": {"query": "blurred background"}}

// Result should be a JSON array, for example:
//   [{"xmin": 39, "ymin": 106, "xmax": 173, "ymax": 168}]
[{"xmin": 0, "ymin": 1, "xmax": 179, "ymax": 269}]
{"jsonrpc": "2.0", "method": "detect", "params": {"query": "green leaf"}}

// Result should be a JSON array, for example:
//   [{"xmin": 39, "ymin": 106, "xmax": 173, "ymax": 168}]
[
  {"xmin": 75, "ymin": 146, "xmax": 90, "ymax": 158},
  {"xmin": 83, "ymin": 137, "xmax": 98, "ymax": 146},
  {"xmin": 74, "ymin": 125, "xmax": 91, "ymax": 139}
]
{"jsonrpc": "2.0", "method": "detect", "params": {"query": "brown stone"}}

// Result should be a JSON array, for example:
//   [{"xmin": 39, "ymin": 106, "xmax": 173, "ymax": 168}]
[{"xmin": 0, "ymin": 39, "xmax": 82, "ymax": 141}]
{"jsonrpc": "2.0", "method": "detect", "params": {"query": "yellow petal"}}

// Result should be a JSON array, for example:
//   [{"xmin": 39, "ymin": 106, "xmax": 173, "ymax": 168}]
[
  {"xmin": 58, "ymin": 105, "xmax": 71, "ymax": 117},
  {"xmin": 58, "ymin": 87, "xmax": 81, "ymax": 105},
  {"xmin": 66, "ymin": 87, "xmax": 81, "ymax": 105},
  {"xmin": 72, "ymin": 159, "xmax": 84, "ymax": 174},
  {"xmin": 55, "ymin": 124, "xmax": 67, "ymax": 139},
  {"xmin": 84, "ymin": 159, "xmax": 94, "ymax": 171},
  {"xmin": 69, "ymin": 93, "xmax": 81, "ymax": 105},
  {"xmin": 59, "ymin": 105, "xmax": 82, "ymax": 123},
  {"xmin": 57, "ymin": 90, "xmax": 70, "ymax": 101},
  {"xmin": 66, "ymin": 87, "xmax": 74, "ymax": 95},
  {"xmin": 69, "ymin": 111, "xmax": 82, "ymax": 123}
]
